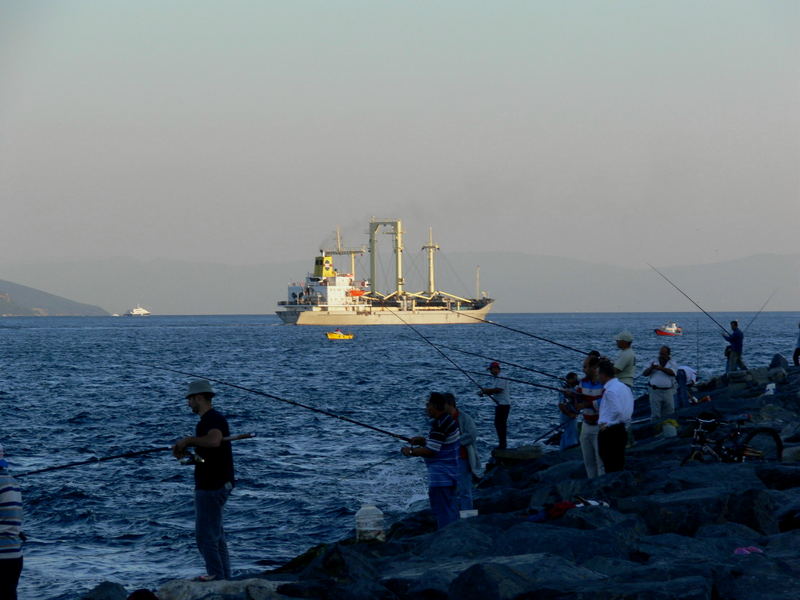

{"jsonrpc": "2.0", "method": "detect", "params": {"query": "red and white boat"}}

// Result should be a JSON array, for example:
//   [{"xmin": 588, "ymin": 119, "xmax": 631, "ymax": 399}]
[{"xmin": 655, "ymin": 322, "xmax": 682, "ymax": 336}]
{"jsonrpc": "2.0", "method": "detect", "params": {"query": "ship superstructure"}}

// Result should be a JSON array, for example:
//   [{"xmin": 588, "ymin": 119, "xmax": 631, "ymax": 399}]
[{"xmin": 276, "ymin": 218, "xmax": 493, "ymax": 325}]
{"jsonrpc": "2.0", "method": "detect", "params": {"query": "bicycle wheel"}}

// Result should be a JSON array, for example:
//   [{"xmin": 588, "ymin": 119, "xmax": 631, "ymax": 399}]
[
  {"xmin": 681, "ymin": 449, "xmax": 707, "ymax": 465},
  {"xmin": 740, "ymin": 428, "xmax": 783, "ymax": 463}
]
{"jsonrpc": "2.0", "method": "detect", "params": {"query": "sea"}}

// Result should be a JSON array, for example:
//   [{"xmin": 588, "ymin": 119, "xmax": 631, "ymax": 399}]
[{"xmin": 2, "ymin": 311, "xmax": 798, "ymax": 599}]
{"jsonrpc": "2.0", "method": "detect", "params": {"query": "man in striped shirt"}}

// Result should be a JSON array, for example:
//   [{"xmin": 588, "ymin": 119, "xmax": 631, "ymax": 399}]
[
  {"xmin": 403, "ymin": 392, "xmax": 461, "ymax": 529},
  {"xmin": 0, "ymin": 443, "xmax": 23, "ymax": 600}
]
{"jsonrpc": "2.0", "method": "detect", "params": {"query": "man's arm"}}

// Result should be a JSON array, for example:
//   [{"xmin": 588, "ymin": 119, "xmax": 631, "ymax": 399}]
[{"xmin": 172, "ymin": 428, "xmax": 223, "ymax": 457}]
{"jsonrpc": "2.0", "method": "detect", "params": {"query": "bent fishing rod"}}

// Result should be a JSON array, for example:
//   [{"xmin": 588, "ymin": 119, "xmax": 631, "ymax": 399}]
[
  {"xmin": 431, "ymin": 342, "xmax": 564, "ymax": 382},
  {"xmin": 133, "ymin": 363, "xmax": 412, "ymax": 443},
  {"xmin": 16, "ymin": 433, "xmax": 256, "ymax": 478},
  {"xmin": 744, "ymin": 289, "xmax": 776, "ymax": 333},
  {"xmin": 445, "ymin": 309, "xmax": 589, "ymax": 356},
  {"xmin": 441, "ymin": 367, "xmax": 564, "ymax": 393},
  {"xmin": 647, "ymin": 263, "xmax": 730, "ymax": 335}
]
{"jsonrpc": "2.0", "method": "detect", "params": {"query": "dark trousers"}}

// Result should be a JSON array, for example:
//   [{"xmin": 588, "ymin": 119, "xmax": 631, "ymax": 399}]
[
  {"xmin": 598, "ymin": 424, "xmax": 627, "ymax": 472},
  {"xmin": 794, "ymin": 347, "xmax": 800, "ymax": 367},
  {"xmin": 494, "ymin": 404, "xmax": 511, "ymax": 449},
  {"xmin": 0, "ymin": 557, "xmax": 23, "ymax": 600},
  {"xmin": 428, "ymin": 485, "xmax": 458, "ymax": 529}
]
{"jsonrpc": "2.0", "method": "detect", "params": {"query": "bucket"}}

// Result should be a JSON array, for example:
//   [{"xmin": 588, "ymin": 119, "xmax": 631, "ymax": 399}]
[{"xmin": 355, "ymin": 504, "xmax": 385, "ymax": 542}]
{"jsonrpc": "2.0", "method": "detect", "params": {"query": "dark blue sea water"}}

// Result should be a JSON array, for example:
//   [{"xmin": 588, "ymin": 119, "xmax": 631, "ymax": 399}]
[{"xmin": 2, "ymin": 312, "xmax": 798, "ymax": 599}]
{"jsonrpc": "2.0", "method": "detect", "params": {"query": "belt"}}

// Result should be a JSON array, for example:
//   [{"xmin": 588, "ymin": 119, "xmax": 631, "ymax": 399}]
[{"xmin": 649, "ymin": 384, "xmax": 672, "ymax": 390}]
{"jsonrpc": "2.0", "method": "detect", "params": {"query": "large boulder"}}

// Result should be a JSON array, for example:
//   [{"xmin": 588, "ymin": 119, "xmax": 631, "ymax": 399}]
[
  {"xmin": 81, "ymin": 582, "xmax": 128, "ymax": 600},
  {"xmin": 447, "ymin": 553, "xmax": 604, "ymax": 600}
]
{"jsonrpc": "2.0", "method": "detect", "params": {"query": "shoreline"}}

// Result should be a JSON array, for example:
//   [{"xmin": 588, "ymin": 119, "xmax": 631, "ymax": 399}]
[{"xmin": 83, "ymin": 357, "xmax": 800, "ymax": 600}]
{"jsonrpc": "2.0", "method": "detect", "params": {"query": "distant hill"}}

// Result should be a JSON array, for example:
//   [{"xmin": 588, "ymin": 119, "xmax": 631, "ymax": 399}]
[
  {"xmin": 0, "ymin": 279, "xmax": 109, "ymax": 316},
  {"xmin": 0, "ymin": 253, "xmax": 797, "ymax": 314}
]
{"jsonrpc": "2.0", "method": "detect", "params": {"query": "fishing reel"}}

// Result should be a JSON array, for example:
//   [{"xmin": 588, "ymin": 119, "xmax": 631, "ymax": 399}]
[{"xmin": 179, "ymin": 451, "xmax": 205, "ymax": 466}]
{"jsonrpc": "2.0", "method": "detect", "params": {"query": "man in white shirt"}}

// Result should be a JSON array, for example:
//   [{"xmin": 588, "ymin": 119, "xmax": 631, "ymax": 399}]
[
  {"xmin": 597, "ymin": 359, "xmax": 634, "ymax": 472},
  {"xmin": 643, "ymin": 345, "xmax": 677, "ymax": 424},
  {"xmin": 479, "ymin": 361, "xmax": 511, "ymax": 449}
]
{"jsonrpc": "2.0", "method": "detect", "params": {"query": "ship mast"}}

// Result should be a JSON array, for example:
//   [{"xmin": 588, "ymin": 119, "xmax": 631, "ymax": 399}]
[
  {"xmin": 368, "ymin": 218, "xmax": 404, "ymax": 298},
  {"xmin": 323, "ymin": 227, "xmax": 365, "ymax": 277},
  {"xmin": 421, "ymin": 227, "xmax": 439, "ymax": 295}
]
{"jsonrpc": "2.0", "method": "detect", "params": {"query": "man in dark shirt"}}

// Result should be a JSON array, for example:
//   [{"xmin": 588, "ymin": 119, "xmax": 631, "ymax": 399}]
[
  {"xmin": 722, "ymin": 320, "xmax": 746, "ymax": 373},
  {"xmin": 172, "ymin": 380, "xmax": 235, "ymax": 581}
]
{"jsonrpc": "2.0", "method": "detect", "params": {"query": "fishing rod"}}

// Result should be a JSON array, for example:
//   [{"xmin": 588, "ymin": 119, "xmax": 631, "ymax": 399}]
[
  {"xmin": 338, "ymin": 453, "xmax": 398, "ymax": 481},
  {"xmin": 133, "ymin": 363, "xmax": 412, "ymax": 443},
  {"xmin": 532, "ymin": 423, "xmax": 564, "ymax": 445},
  {"xmin": 16, "ymin": 433, "xmax": 256, "ymax": 478},
  {"xmin": 431, "ymin": 342, "xmax": 565, "ymax": 382},
  {"xmin": 442, "ymin": 367, "xmax": 564, "ymax": 393},
  {"xmin": 743, "ymin": 289, "xmax": 776, "ymax": 333},
  {"xmin": 385, "ymin": 309, "xmax": 499, "ymax": 403},
  {"xmin": 647, "ymin": 263, "xmax": 730, "ymax": 336},
  {"xmin": 445, "ymin": 309, "xmax": 589, "ymax": 356}
]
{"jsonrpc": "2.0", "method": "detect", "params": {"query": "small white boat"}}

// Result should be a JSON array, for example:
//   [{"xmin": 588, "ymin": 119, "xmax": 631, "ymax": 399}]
[{"xmin": 124, "ymin": 304, "xmax": 151, "ymax": 317}]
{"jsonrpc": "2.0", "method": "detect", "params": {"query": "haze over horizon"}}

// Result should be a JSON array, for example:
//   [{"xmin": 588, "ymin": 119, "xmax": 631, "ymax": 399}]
[{"xmin": 2, "ymin": 2, "xmax": 798, "ymax": 304}]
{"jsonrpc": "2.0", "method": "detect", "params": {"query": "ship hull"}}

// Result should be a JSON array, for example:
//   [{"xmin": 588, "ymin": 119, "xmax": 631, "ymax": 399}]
[{"xmin": 277, "ymin": 302, "xmax": 494, "ymax": 325}]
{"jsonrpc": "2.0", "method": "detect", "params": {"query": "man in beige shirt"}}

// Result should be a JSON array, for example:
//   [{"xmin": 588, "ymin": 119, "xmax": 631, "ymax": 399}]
[{"xmin": 613, "ymin": 331, "xmax": 636, "ymax": 388}]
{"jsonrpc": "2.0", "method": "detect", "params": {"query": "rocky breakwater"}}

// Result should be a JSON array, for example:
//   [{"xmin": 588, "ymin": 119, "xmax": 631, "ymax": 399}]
[{"xmin": 88, "ymin": 358, "xmax": 800, "ymax": 600}]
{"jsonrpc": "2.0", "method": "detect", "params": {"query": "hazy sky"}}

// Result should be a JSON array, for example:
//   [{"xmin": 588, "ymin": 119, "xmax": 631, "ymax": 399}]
[{"xmin": 2, "ymin": 1, "xmax": 798, "ymax": 269}]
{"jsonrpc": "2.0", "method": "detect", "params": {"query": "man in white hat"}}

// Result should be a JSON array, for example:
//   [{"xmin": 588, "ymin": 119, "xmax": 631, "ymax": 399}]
[
  {"xmin": 613, "ymin": 331, "xmax": 636, "ymax": 389},
  {"xmin": 172, "ymin": 380, "xmax": 235, "ymax": 582},
  {"xmin": 0, "ymin": 442, "xmax": 23, "ymax": 599}
]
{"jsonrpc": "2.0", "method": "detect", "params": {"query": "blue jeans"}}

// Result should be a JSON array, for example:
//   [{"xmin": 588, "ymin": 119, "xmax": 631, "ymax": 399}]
[
  {"xmin": 428, "ymin": 485, "xmax": 458, "ymax": 529},
  {"xmin": 456, "ymin": 459, "xmax": 473, "ymax": 511},
  {"xmin": 195, "ymin": 484, "xmax": 232, "ymax": 579}
]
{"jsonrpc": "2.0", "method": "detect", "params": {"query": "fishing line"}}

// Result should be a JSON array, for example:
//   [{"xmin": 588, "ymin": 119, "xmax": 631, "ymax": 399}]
[
  {"xmin": 338, "ymin": 453, "xmax": 398, "ymax": 481},
  {"xmin": 431, "ymin": 342, "xmax": 565, "ymax": 381},
  {"xmin": 16, "ymin": 433, "xmax": 255, "ymax": 477},
  {"xmin": 444, "ymin": 309, "xmax": 590, "ymax": 356},
  {"xmin": 743, "ymin": 289, "xmax": 776, "ymax": 333},
  {"xmin": 385, "ymin": 308, "xmax": 498, "ymax": 403},
  {"xmin": 647, "ymin": 263, "xmax": 730, "ymax": 335},
  {"xmin": 441, "ymin": 367, "xmax": 564, "ymax": 393},
  {"xmin": 133, "ymin": 363, "xmax": 412, "ymax": 443}
]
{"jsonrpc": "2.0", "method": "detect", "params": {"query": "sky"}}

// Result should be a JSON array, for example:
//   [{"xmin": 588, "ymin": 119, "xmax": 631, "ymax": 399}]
[{"xmin": 1, "ymin": 1, "xmax": 798, "ymax": 270}]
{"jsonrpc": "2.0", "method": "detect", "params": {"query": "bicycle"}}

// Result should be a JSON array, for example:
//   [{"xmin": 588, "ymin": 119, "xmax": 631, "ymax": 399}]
[{"xmin": 681, "ymin": 412, "xmax": 783, "ymax": 465}]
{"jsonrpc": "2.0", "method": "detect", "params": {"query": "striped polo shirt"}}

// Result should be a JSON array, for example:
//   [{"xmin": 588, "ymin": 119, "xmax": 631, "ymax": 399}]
[
  {"xmin": 0, "ymin": 469, "xmax": 23, "ymax": 560},
  {"xmin": 424, "ymin": 413, "xmax": 460, "ymax": 488}
]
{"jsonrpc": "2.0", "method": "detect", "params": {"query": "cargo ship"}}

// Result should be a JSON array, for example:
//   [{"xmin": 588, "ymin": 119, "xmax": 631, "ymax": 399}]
[{"xmin": 276, "ymin": 218, "xmax": 494, "ymax": 325}]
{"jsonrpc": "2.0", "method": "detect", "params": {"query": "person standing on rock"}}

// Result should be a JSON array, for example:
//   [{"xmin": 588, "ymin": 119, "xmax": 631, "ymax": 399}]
[
  {"xmin": 596, "ymin": 359, "xmax": 634, "ymax": 472},
  {"xmin": 172, "ymin": 380, "xmax": 235, "ymax": 582},
  {"xmin": 723, "ymin": 320, "xmax": 747, "ymax": 373},
  {"xmin": 557, "ymin": 372, "xmax": 580, "ymax": 451},
  {"xmin": 793, "ymin": 322, "xmax": 800, "ymax": 367},
  {"xmin": 613, "ymin": 332, "xmax": 636, "ymax": 389},
  {"xmin": 572, "ymin": 355, "xmax": 605, "ymax": 479},
  {"xmin": 0, "ymin": 443, "xmax": 23, "ymax": 600},
  {"xmin": 479, "ymin": 361, "xmax": 511, "ymax": 449},
  {"xmin": 643, "ymin": 345, "xmax": 677, "ymax": 425},
  {"xmin": 444, "ymin": 394, "xmax": 481, "ymax": 512},
  {"xmin": 402, "ymin": 392, "xmax": 461, "ymax": 528}
]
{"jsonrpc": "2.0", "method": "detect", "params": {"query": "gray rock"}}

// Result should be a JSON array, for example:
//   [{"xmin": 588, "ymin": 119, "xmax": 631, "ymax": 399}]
[
  {"xmin": 493, "ymin": 522, "xmax": 627, "ymax": 562},
  {"xmin": 756, "ymin": 465, "xmax": 800, "ymax": 490},
  {"xmin": 82, "ymin": 582, "xmax": 128, "ymax": 600},
  {"xmin": 447, "ymin": 553, "xmax": 603, "ymax": 600},
  {"xmin": 541, "ymin": 575, "xmax": 714, "ymax": 600},
  {"xmin": 617, "ymin": 487, "xmax": 728, "ymax": 535},
  {"xmin": 157, "ymin": 578, "xmax": 284, "ymax": 600},
  {"xmin": 418, "ymin": 518, "xmax": 499, "ymax": 559},
  {"xmin": 769, "ymin": 354, "xmax": 789, "ymax": 370}
]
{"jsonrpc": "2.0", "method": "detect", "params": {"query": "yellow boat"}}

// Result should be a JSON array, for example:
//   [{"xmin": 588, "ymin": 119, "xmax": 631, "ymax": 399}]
[{"xmin": 326, "ymin": 330, "xmax": 354, "ymax": 340}]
